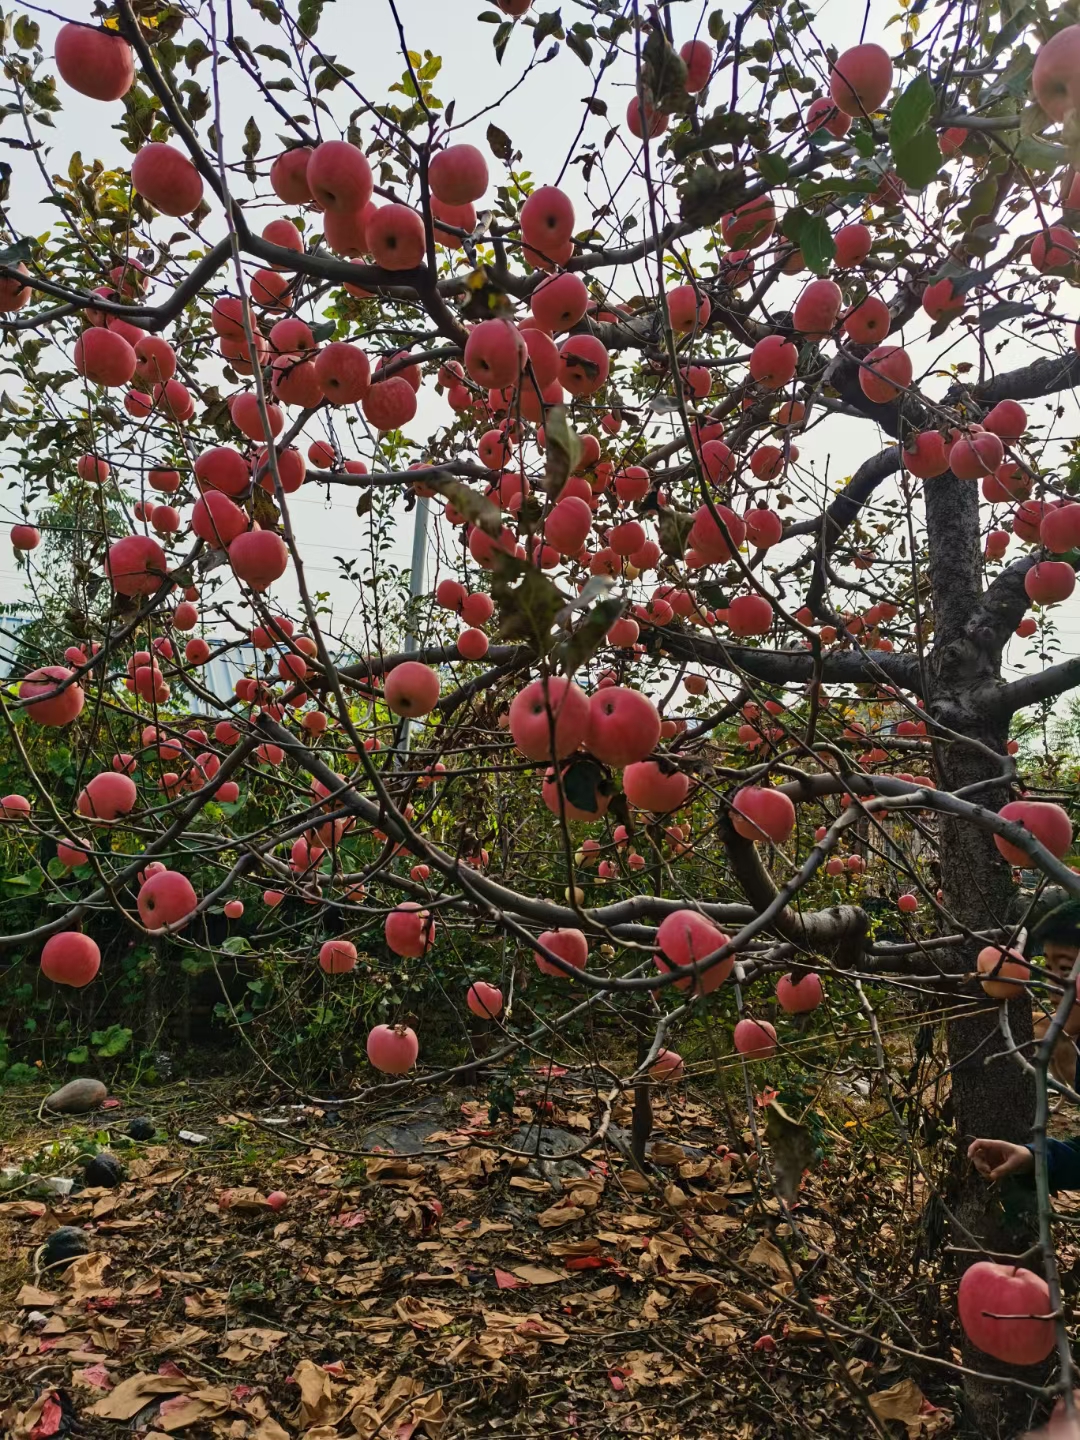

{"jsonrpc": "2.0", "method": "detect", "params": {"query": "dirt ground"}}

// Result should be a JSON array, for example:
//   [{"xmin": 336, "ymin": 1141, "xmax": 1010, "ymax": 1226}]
[{"xmin": 0, "ymin": 1064, "xmax": 1039, "ymax": 1438}]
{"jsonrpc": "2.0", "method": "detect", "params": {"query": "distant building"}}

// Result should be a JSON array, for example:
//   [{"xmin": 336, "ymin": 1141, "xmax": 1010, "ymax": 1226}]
[
  {"xmin": 0, "ymin": 614, "xmax": 33, "ymax": 680},
  {"xmin": 199, "ymin": 642, "xmax": 258, "ymax": 703}
]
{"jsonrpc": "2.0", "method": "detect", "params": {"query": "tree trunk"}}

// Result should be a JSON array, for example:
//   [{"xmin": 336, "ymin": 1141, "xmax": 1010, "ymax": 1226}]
[{"xmin": 925, "ymin": 475, "xmax": 1041, "ymax": 1436}]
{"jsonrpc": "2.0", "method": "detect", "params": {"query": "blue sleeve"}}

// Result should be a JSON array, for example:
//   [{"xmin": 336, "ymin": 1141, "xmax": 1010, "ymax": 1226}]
[{"xmin": 1026, "ymin": 1138, "xmax": 1080, "ymax": 1193}]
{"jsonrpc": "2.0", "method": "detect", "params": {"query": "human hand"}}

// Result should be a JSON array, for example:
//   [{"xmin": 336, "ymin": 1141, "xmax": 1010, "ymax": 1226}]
[{"xmin": 967, "ymin": 1137, "xmax": 1035, "ymax": 1181}]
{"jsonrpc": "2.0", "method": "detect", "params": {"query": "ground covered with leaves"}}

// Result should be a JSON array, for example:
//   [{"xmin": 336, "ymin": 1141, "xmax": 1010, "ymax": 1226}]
[{"xmin": 0, "ymin": 1067, "xmax": 1026, "ymax": 1439}]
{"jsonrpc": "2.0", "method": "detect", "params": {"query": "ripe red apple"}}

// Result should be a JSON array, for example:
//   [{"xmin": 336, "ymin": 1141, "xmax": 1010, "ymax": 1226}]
[
  {"xmin": 649, "ymin": 1047, "xmax": 685, "ymax": 1081},
  {"xmin": 731, "ymin": 786, "xmax": 796, "ymax": 845},
  {"xmin": 721, "ymin": 195, "xmax": 776, "ymax": 249},
  {"xmin": 106, "ymin": 534, "xmax": 167, "ymax": 596},
  {"xmin": 806, "ymin": 96, "xmax": 851, "ymax": 138},
  {"xmin": 57, "ymin": 839, "xmax": 89, "ymax": 869},
  {"xmin": 667, "ymin": 283, "xmax": 711, "ymax": 333},
  {"xmin": 793, "ymin": 278, "xmax": 842, "ymax": 339},
  {"xmin": 78, "ymin": 771, "xmax": 137, "ymax": 821},
  {"xmin": 428, "ymin": 144, "xmax": 489, "ymax": 204},
  {"xmin": 689, "ymin": 502, "xmax": 746, "ymax": 563},
  {"xmin": 903, "ymin": 431, "xmax": 949, "ymax": 479},
  {"xmin": 842, "ymin": 296, "xmax": 890, "ymax": 344},
  {"xmin": 923, "ymin": 277, "xmax": 966, "ymax": 323},
  {"xmin": 859, "ymin": 345, "xmax": 912, "ymax": 404},
  {"xmin": 982, "ymin": 399, "xmax": 1027, "ymax": 445},
  {"xmin": 192, "ymin": 492, "xmax": 248, "ymax": 547},
  {"xmin": 1040, "ymin": 504, "xmax": 1080, "ymax": 553},
  {"xmin": 733, "ymin": 1018, "xmax": 777, "ymax": 1059},
  {"xmin": 745, "ymin": 508, "xmax": 783, "ymax": 549},
  {"xmin": 776, "ymin": 972, "xmax": 824, "ymax": 1013},
  {"xmin": 536, "ymin": 927, "xmax": 589, "ymax": 977},
  {"xmin": 1032, "ymin": 26, "xmax": 1080, "ymax": 123},
  {"xmin": 464, "ymin": 319, "xmax": 527, "ymax": 390},
  {"xmin": 834, "ymin": 223, "xmax": 872, "ymax": 267},
  {"xmin": 509, "ymin": 676, "xmax": 590, "ymax": 761},
  {"xmin": 367, "ymin": 1023, "xmax": 419, "ymax": 1074},
  {"xmin": 307, "ymin": 140, "xmax": 373, "ymax": 212},
  {"xmin": 131, "ymin": 143, "xmax": 204, "ymax": 216},
  {"xmin": 654, "ymin": 909, "xmax": 731, "ymax": 994},
  {"xmin": 531, "ymin": 272, "xmax": 589, "ymax": 331},
  {"xmin": 994, "ymin": 799, "xmax": 1072, "ymax": 866},
  {"xmin": 830, "ymin": 43, "xmax": 893, "ymax": 116},
  {"xmin": 137, "ymin": 870, "xmax": 198, "ymax": 929},
  {"xmin": 558, "ymin": 334, "xmax": 610, "ymax": 396},
  {"xmin": 623, "ymin": 761, "xmax": 690, "ymax": 813},
  {"xmin": 958, "ymin": 1262, "xmax": 1054, "ymax": 1365},
  {"xmin": 680, "ymin": 38, "xmax": 712, "ymax": 93},
  {"xmin": 1025, "ymin": 561, "xmax": 1076, "ymax": 606},
  {"xmin": 521, "ymin": 185, "xmax": 575, "ymax": 250},
  {"xmin": 367, "ymin": 204, "xmax": 426, "ymax": 270},
  {"xmin": 224, "ymin": 899, "xmax": 244, "ymax": 919},
  {"xmin": 385, "ymin": 902, "xmax": 435, "ymax": 957},
  {"xmin": 75, "ymin": 328, "xmax": 137, "ymax": 387},
  {"xmin": 728, "ymin": 594, "xmax": 774, "ymax": 637},
  {"xmin": 897, "ymin": 892, "xmax": 918, "ymax": 913},
  {"xmin": 749, "ymin": 335, "xmax": 797, "ymax": 388},
  {"xmin": 270, "ymin": 147, "xmax": 313, "ymax": 203},
  {"xmin": 41, "ymin": 932, "xmax": 101, "ymax": 988},
  {"xmin": 467, "ymin": 981, "xmax": 503, "ymax": 1018},
  {"xmin": 229, "ymin": 530, "xmax": 289, "ymax": 591},
  {"xmin": 55, "ymin": 23, "xmax": 135, "ymax": 101},
  {"xmin": 363, "ymin": 376, "xmax": 418, "ymax": 430},
  {"xmin": 585, "ymin": 686, "xmax": 661, "ymax": 766},
  {"xmin": 319, "ymin": 939, "xmax": 357, "ymax": 974},
  {"xmin": 314, "ymin": 342, "xmax": 370, "ymax": 404},
  {"xmin": 265, "ymin": 1190, "xmax": 289, "ymax": 1210},
  {"xmin": 10, "ymin": 524, "xmax": 39, "ymax": 551},
  {"xmin": 384, "ymin": 660, "xmax": 440, "ymax": 717},
  {"xmin": 976, "ymin": 944, "xmax": 1029, "ymax": 998}
]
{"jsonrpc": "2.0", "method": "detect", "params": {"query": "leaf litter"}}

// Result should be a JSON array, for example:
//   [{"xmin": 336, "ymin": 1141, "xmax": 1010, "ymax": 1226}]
[{"xmin": 0, "ymin": 1070, "xmax": 965, "ymax": 1437}]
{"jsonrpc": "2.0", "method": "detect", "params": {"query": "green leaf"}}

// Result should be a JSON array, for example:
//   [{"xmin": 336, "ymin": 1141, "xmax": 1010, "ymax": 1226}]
[
  {"xmin": 491, "ymin": 553, "xmax": 564, "ymax": 650},
  {"xmin": 65, "ymin": 1046, "xmax": 89, "ymax": 1065},
  {"xmin": 566, "ymin": 30, "xmax": 592, "ymax": 65},
  {"xmin": 758, "ymin": 152, "xmax": 790, "ymax": 185},
  {"xmin": 658, "ymin": 507, "xmax": 695, "ymax": 559},
  {"xmin": 493, "ymin": 20, "xmax": 513, "ymax": 62},
  {"xmin": 533, "ymin": 10, "xmax": 564, "ymax": 47},
  {"xmin": 298, "ymin": 0, "xmax": 330, "ymax": 38},
  {"xmin": 979, "ymin": 299, "xmax": 1036, "ymax": 332},
  {"xmin": 310, "ymin": 319, "xmax": 337, "ymax": 343},
  {"xmin": 851, "ymin": 127, "xmax": 876, "ymax": 159},
  {"xmin": 891, "ymin": 129, "xmax": 942, "ymax": 190},
  {"xmin": 798, "ymin": 215, "xmax": 835, "ymax": 276},
  {"xmin": 555, "ymin": 595, "xmax": 626, "ymax": 674},
  {"xmin": 0, "ymin": 236, "xmax": 35, "ymax": 266},
  {"xmin": 708, "ymin": 10, "xmax": 729, "ymax": 43},
  {"xmin": 889, "ymin": 73, "xmax": 936, "ymax": 149},
  {"xmin": 242, "ymin": 117, "xmax": 261, "ymax": 183},
  {"xmin": 561, "ymin": 754, "xmax": 610, "ymax": 815},
  {"xmin": 1013, "ymin": 135, "xmax": 1069, "ymax": 172},
  {"xmin": 253, "ymin": 44, "xmax": 291, "ymax": 64},
  {"xmin": 94, "ymin": 1025, "xmax": 132, "ymax": 1059},
  {"xmin": 487, "ymin": 122, "xmax": 513, "ymax": 162},
  {"xmin": 678, "ymin": 165, "xmax": 747, "ymax": 227},
  {"xmin": 14, "ymin": 15, "xmax": 39, "ymax": 49},
  {"xmin": 222, "ymin": 936, "xmax": 251, "ymax": 955},
  {"xmin": 543, "ymin": 405, "xmax": 581, "ymax": 499}
]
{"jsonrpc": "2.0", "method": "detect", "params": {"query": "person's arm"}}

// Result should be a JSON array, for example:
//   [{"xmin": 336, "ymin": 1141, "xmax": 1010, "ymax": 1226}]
[
  {"xmin": 1039, "ymin": 1137, "xmax": 1080, "ymax": 1193},
  {"xmin": 968, "ymin": 1136, "xmax": 1080, "ymax": 1193}
]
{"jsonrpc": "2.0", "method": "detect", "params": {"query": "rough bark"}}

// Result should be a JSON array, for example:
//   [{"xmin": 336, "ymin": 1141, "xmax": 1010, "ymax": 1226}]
[{"xmin": 925, "ymin": 474, "xmax": 1039, "ymax": 1436}]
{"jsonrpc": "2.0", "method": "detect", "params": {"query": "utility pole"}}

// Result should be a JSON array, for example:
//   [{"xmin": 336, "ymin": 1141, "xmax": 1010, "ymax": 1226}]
[{"xmin": 400, "ymin": 496, "xmax": 429, "ymax": 756}]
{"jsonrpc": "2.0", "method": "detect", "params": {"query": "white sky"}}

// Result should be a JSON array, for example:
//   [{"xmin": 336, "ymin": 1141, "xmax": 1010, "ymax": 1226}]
[{"xmin": 1, "ymin": 0, "xmax": 1077, "ymax": 705}]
